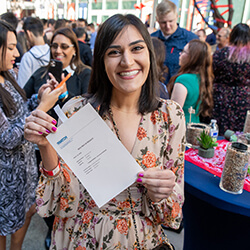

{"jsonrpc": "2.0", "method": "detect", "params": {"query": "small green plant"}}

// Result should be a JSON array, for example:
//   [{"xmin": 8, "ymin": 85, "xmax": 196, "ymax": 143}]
[{"xmin": 197, "ymin": 130, "xmax": 218, "ymax": 150}]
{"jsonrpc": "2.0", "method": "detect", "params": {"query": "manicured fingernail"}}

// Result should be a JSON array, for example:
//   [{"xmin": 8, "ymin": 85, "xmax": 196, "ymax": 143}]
[
  {"xmin": 52, "ymin": 127, "xmax": 57, "ymax": 132},
  {"xmin": 136, "ymin": 178, "xmax": 142, "ymax": 183},
  {"xmin": 38, "ymin": 131, "xmax": 43, "ymax": 134},
  {"xmin": 46, "ymin": 129, "xmax": 51, "ymax": 134},
  {"xmin": 139, "ymin": 173, "xmax": 144, "ymax": 177},
  {"xmin": 52, "ymin": 120, "xmax": 57, "ymax": 125}
]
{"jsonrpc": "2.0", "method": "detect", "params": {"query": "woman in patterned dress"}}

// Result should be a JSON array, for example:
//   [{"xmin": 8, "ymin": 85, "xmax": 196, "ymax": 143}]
[
  {"xmin": 212, "ymin": 23, "xmax": 250, "ymax": 135},
  {"xmin": 0, "ymin": 20, "xmax": 64, "ymax": 250},
  {"xmin": 24, "ymin": 14, "xmax": 186, "ymax": 249}
]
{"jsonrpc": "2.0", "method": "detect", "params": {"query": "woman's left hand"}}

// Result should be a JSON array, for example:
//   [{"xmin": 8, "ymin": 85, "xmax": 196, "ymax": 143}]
[
  {"xmin": 137, "ymin": 168, "xmax": 176, "ymax": 203},
  {"xmin": 37, "ymin": 82, "xmax": 52, "ymax": 101},
  {"xmin": 37, "ymin": 72, "xmax": 68, "ymax": 101}
]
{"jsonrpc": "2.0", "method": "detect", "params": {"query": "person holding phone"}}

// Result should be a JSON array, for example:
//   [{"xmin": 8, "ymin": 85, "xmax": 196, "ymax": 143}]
[
  {"xmin": 23, "ymin": 27, "xmax": 91, "ymax": 120},
  {"xmin": 0, "ymin": 20, "xmax": 64, "ymax": 250},
  {"xmin": 24, "ymin": 14, "xmax": 185, "ymax": 249}
]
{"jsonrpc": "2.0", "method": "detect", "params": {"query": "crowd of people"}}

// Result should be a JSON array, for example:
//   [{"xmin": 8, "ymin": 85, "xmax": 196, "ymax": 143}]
[{"xmin": 0, "ymin": 0, "xmax": 249, "ymax": 249}]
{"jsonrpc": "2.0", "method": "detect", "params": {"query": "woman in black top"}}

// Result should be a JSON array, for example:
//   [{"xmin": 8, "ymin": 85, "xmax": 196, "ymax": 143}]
[{"xmin": 24, "ymin": 27, "xmax": 91, "ymax": 120}]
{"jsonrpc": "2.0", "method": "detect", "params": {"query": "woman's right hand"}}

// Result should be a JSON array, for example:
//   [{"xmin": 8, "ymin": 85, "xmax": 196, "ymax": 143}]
[
  {"xmin": 37, "ymin": 81, "xmax": 65, "ymax": 112},
  {"xmin": 24, "ymin": 109, "xmax": 57, "ymax": 146}
]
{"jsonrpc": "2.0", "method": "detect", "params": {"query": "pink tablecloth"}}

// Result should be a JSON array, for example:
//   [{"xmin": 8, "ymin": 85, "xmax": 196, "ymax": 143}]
[{"xmin": 185, "ymin": 140, "xmax": 250, "ymax": 192}]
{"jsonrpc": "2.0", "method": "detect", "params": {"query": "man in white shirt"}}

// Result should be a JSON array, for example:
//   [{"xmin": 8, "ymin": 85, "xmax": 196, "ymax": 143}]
[{"xmin": 18, "ymin": 17, "xmax": 50, "ymax": 88}]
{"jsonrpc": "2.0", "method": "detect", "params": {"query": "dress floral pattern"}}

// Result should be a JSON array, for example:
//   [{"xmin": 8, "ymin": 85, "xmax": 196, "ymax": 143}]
[
  {"xmin": 0, "ymin": 77, "xmax": 38, "ymax": 236},
  {"xmin": 212, "ymin": 47, "xmax": 250, "ymax": 135},
  {"xmin": 36, "ymin": 96, "xmax": 186, "ymax": 249}
]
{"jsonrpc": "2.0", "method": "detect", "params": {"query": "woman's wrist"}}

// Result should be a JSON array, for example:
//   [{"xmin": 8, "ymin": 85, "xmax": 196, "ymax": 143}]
[
  {"xmin": 41, "ymin": 161, "xmax": 61, "ymax": 176},
  {"xmin": 59, "ymin": 91, "xmax": 68, "ymax": 101},
  {"xmin": 36, "ymin": 102, "xmax": 50, "ymax": 112},
  {"xmin": 38, "ymin": 143, "xmax": 58, "ymax": 168}
]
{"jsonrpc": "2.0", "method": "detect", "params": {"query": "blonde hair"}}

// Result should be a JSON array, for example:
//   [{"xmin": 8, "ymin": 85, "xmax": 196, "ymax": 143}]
[{"xmin": 156, "ymin": 0, "xmax": 177, "ymax": 17}]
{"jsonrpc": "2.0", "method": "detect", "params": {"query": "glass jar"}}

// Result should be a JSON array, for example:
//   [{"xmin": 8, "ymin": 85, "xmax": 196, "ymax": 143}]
[
  {"xmin": 219, "ymin": 142, "xmax": 250, "ymax": 194},
  {"xmin": 243, "ymin": 111, "xmax": 250, "ymax": 133},
  {"xmin": 186, "ymin": 123, "xmax": 209, "ymax": 146},
  {"xmin": 237, "ymin": 133, "xmax": 250, "ymax": 145}
]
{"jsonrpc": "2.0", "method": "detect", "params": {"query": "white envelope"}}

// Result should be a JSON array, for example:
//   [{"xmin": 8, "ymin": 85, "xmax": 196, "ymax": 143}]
[{"xmin": 47, "ymin": 103, "xmax": 142, "ymax": 208}]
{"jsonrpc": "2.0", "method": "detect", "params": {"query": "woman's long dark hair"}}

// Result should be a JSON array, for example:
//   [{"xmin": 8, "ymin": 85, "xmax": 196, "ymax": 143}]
[
  {"xmin": 0, "ymin": 20, "xmax": 27, "ymax": 117},
  {"xmin": 88, "ymin": 14, "xmax": 159, "ymax": 115},
  {"xmin": 168, "ymin": 39, "xmax": 214, "ymax": 117}
]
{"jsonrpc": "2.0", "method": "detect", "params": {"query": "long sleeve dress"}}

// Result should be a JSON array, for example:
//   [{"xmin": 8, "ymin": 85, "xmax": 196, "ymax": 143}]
[
  {"xmin": 212, "ymin": 46, "xmax": 250, "ymax": 135},
  {"xmin": 0, "ymin": 77, "xmax": 38, "ymax": 236},
  {"xmin": 36, "ymin": 96, "xmax": 186, "ymax": 249}
]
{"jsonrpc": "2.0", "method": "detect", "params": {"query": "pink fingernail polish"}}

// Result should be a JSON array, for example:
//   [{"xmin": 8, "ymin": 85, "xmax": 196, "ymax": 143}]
[
  {"xmin": 46, "ymin": 129, "xmax": 51, "ymax": 134},
  {"xmin": 52, "ymin": 120, "xmax": 57, "ymax": 125},
  {"xmin": 52, "ymin": 127, "xmax": 57, "ymax": 132},
  {"xmin": 139, "ymin": 173, "xmax": 144, "ymax": 177},
  {"xmin": 38, "ymin": 131, "xmax": 43, "ymax": 135},
  {"xmin": 136, "ymin": 178, "xmax": 142, "ymax": 183}
]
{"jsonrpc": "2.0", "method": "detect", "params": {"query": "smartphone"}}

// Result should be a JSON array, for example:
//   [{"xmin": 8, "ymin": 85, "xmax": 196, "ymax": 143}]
[{"xmin": 48, "ymin": 59, "xmax": 63, "ymax": 82}]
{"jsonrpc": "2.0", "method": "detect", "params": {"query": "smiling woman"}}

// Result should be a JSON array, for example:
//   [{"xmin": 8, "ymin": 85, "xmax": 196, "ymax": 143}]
[
  {"xmin": 24, "ymin": 14, "xmax": 186, "ymax": 250},
  {"xmin": 23, "ymin": 27, "xmax": 91, "ymax": 120},
  {"xmin": 104, "ymin": 25, "xmax": 150, "ymax": 100}
]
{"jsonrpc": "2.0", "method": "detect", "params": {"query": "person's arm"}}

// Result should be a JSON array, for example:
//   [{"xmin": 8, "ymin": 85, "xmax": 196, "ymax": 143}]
[
  {"xmin": 27, "ymin": 97, "xmax": 86, "ymax": 219},
  {"xmin": 170, "ymin": 83, "xmax": 187, "ymax": 107},
  {"xmin": 137, "ymin": 100, "xmax": 186, "ymax": 229},
  {"xmin": 39, "ymin": 140, "xmax": 59, "ymax": 171},
  {"xmin": 0, "ymin": 107, "xmax": 26, "ymax": 149},
  {"xmin": 24, "ymin": 84, "xmax": 66, "ymax": 171}
]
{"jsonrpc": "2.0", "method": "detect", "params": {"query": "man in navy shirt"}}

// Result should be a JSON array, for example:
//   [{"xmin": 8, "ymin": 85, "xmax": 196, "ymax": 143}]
[{"xmin": 151, "ymin": 0, "xmax": 197, "ymax": 84}]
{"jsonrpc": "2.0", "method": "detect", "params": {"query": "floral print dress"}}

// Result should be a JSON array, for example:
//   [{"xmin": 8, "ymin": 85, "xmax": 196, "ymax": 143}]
[{"xmin": 36, "ymin": 96, "xmax": 186, "ymax": 250}]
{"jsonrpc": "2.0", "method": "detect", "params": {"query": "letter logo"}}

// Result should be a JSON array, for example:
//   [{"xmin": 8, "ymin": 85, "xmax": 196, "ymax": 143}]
[{"xmin": 57, "ymin": 136, "xmax": 68, "ymax": 145}]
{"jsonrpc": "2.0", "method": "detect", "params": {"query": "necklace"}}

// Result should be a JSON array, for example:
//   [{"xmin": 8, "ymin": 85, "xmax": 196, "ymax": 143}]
[
  {"xmin": 108, "ymin": 106, "xmax": 141, "ymax": 249},
  {"xmin": 108, "ymin": 106, "xmax": 121, "ymax": 140},
  {"xmin": 110, "ymin": 104, "xmax": 138, "ymax": 114}
]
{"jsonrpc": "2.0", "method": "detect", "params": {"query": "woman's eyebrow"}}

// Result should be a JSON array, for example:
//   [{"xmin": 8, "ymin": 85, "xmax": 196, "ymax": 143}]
[
  {"xmin": 108, "ymin": 39, "xmax": 145, "ymax": 49},
  {"xmin": 129, "ymin": 40, "xmax": 145, "ymax": 46}
]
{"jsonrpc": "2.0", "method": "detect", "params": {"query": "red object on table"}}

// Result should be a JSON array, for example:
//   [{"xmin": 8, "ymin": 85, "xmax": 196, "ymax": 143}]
[{"xmin": 185, "ymin": 139, "xmax": 250, "ymax": 192}]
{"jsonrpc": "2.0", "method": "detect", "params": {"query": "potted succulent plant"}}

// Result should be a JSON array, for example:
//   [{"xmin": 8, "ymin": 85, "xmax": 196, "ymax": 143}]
[{"xmin": 197, "ymin": 130, "xmax": 218, "ymax": 158}]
